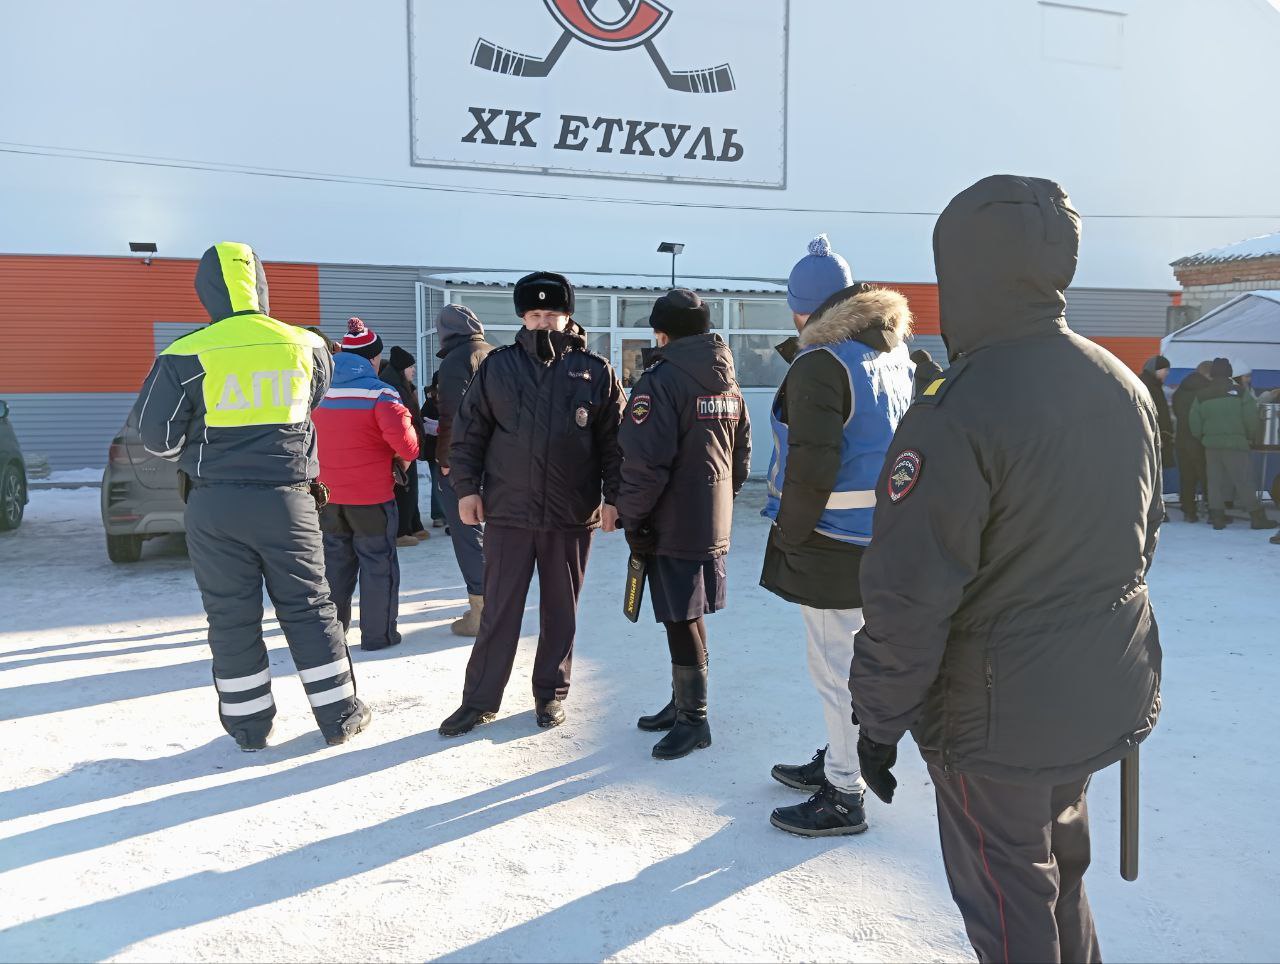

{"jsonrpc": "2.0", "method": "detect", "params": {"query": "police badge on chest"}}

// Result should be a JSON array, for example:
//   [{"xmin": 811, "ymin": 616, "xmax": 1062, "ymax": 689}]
[{"xmin": 575, "ymin": 405, "xmax": 590, "ymax": 428}]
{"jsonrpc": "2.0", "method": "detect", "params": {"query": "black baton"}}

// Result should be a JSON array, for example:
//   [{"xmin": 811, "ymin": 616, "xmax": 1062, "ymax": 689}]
[{"xmin": 1121, "ymin": 747, "xmax": 1139, "ymax": 881}]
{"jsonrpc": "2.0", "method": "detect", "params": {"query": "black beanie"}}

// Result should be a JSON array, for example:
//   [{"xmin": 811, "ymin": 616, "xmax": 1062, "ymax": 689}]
[
  {"xmin": 514, "ymin": 271, "xmax": 575, "ymax": 317},
  {"xmin": 1210, "ymin": 357, "xmax": 1233, "ymax": 380},
  {"xmin": 388, "ymin": 346, "xmax": 415, "ymax": 371},
  {"xmin": 649, "ymin": 288, "xmax": 711, "ymax": 339}
]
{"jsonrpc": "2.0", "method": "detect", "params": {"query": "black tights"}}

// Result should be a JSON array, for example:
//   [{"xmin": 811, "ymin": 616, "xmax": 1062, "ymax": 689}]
[{"xmin": 663, "ymin": 617, "xmax": 708, "ymax": 668}]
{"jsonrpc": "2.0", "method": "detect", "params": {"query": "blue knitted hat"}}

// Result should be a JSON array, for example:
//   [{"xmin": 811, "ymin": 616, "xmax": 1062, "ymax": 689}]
[{"xmin": 786, "ymin": 234, "xmax": 853, "ymax": 315}]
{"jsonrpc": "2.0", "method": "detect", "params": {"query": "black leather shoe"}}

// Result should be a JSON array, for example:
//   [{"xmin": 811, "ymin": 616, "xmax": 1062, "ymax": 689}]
[
  {"xmin": 637, "ymin": 696, "xmax": 676, "ymax": 732},
  {"xmin": 536, "ymin": 699, "xmax": 566, "ymax": 728},
  {"xmin": 439, "ymin": 704, "xmax": 496, "ymax": 737},
  {"xmin": 322, "ymin": 698, "xmax": 372, "ymax": 746},
  {"xmin": 771, "ymin": 747, "xmax": 827, "ymax": 792},
  {"xmin": 770, "ymin": 781, "xmax": 868, "ymax": 837}
]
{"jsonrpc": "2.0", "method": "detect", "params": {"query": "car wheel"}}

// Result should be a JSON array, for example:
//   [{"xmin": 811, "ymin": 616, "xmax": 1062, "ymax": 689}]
[
  {"xmin": 0, "ymin": 464, "xmax": 23, "ymax": 531},
  {"xmin": 106, "ymin": 532, "xmax": 144, "ymax": 563}
]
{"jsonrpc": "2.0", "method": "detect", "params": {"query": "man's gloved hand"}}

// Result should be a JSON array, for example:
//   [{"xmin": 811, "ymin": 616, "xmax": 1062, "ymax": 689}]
[
  {"xmin": 857, "ymin": 732, "xmax": 898, "ymax": 804},
  {"xmin": 625, "ymin": 525, "xmax": 657, "ymax": 555}
]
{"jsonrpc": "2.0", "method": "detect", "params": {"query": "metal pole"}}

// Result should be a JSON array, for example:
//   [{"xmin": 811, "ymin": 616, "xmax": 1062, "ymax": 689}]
[
  {"xmin": 670, "ymin": 252, "xmax": 676, "ymax": 288},
  {"xmin": 1120, "ymin": 747, "xmax": 1139, "ymax": 881}
]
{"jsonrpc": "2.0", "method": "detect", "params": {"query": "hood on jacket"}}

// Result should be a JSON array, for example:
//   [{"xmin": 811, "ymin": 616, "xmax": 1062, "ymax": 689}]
[
  {"xmin": 655, "ymin": 332, "xmax": 738, "ymax": 393},
  {"xmin": 331, "ymin": 350, "xmax": 380, "ymax": 386},
  {"xmin": 798, "ymin": 284, "xmax": 913, "ymax": 352},
  {"xmin": 195, "ymin": 241, "xmax": 270, "ymax": 321},
  {"xmin": 933, "ymin": 175, "xmax": 1080, "ymax": 361},
  {"xmin": 1176, "ymin": 371, "xmax": 1210, "ymax": 394},
  {"xmin": 437, "ymin": 304, "xmax": 484, "ymax": 342}
]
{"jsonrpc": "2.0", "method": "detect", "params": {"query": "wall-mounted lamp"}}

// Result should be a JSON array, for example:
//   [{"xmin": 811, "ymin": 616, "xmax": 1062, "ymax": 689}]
[
  {"xmin": 657, "ymin": 241, "xmax": 685, "ymax": 288},
  {"xmin": 129, "ymin": 241, "xmax": 158, "ymax": 266}
]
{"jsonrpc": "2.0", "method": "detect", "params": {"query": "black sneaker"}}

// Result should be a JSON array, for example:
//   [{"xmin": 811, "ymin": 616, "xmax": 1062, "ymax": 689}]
[
  {"xmin": 536, "ymin": 698, "xmax": 566, "ymax": 728},
  {"xmin": 771, "ymin": 747, "xmax": 827, "ymax": 793},
  {"xmin": 770, "ymin": 781, "xmax": 869, "ymax": 837},
  {"xmin": 439, "ymin": 705, "xmax": 497, "ymax": 737},
  {"xmin": 232, "ymin": 725, "xmax": 271, "ymax": 752},
  {"xmin": 322, "ymin": 698, "xmax": 372, "ymax": 746}
]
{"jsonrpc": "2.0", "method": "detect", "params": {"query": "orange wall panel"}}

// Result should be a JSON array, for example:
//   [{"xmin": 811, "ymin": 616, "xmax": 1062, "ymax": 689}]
[
  {"xmin": 0, "ymin": 256, "xmax": 319, "ymax": 394},
  {"xmin": 1087, "ymin": 336, "xmax": 1162, "ymax": 373},
  {"xmin": 874, "ymin": 281, "xmax": 940, "ymax": 335}
]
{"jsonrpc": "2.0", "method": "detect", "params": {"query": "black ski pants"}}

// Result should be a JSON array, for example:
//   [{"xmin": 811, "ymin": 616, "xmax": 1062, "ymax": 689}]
[
  {"xmin": 1176, "ymin": 434, "xmax": 1207, "ymax": 512},
  {"xmin": 393, "ymin": 467, "xmax": 423, "ymax": 537},
  {"xmin": 320, "ymin": 500, "xmax": 402, "ymax": 650},
  {"xmin": 929, "ymin": 765, "xmax": 1100, "ymax": 964},
  {"xmin": 185, "ymin": 483, "xmax": 357, "ymax": 739},
  {"xmin": 462, "ymin": 524, "xmax": 592, "ymax": 712}
]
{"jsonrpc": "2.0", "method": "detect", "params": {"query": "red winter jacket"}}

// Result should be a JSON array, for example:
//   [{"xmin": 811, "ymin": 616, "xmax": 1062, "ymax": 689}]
[{"xmin": 314, "ymin": 353, "xmax": 419, "ymax": 505}]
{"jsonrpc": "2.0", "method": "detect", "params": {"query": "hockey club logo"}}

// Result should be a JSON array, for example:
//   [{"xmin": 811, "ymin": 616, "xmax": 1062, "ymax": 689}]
[
  {"xmin": 696, "ymin": 394, "xmax": 742, "ymax": 420},
  {"xmin": 472, "ymin": 0, "xmax": 735, "ymax": 93},
  {"xmin": 630, "ymin": 394, "xmax": 652, "ymax": 424},
  {"xmin": 887, "ymin": 450, "xmax": 923, "ymax": 504}
]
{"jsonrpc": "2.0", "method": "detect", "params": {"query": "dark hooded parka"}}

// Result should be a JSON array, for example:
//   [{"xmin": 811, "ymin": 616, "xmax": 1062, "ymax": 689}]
[{"xmin": 850, "ymin": 176, "xmax": 1163, "ymax": 784}]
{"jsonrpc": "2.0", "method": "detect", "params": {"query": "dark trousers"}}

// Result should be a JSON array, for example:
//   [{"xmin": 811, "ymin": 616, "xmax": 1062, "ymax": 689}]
[
  {"xmin": 393, "ymin": 468, "xmax": 424, "ymax": 537},
  {"xmin": 320, "ymin": 500, "xmax": 402, "ymax": 650},
  {"xmin": 185, "ymin": 483, "xmax": 357, "ymax": 736},
  {"xmin": 930, "ymin": 765, "xmax": 1100, "ymax": 964},
  {"xmin": 428, "ymin": 459, "xmax": 444, "ymax": 521},
  {"xmin": 462, "ymin": 524, "xmax": 592, "ymax": 711},
  {"xmin": 1176, "ymin": 435, "xmax": 1207, "ymax": 511},
  {"xmin": 438, "ymin": 471, "xmax": 485, "ymax": 596}
]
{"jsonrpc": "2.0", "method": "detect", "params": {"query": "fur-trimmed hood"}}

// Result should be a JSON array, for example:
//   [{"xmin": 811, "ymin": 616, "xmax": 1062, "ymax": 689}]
[{"xmin": 797, "ymin": 285, "xmax": 913, "ymax": 351}]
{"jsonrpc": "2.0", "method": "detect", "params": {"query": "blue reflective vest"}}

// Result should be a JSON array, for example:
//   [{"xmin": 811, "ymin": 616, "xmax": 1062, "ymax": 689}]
[{"xmin": 763, "ymin": 340, "xmax": 914, "ymax": 545}]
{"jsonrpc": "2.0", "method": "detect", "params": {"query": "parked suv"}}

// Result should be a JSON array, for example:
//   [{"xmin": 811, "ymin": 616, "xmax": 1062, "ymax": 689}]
[
  {"xmin": 100, "ymin": 412, "xmax": 186, "ymax": 562},
  {"xmin": 0, "ymin": 400, "xmax": 29, "ymax": 531}
]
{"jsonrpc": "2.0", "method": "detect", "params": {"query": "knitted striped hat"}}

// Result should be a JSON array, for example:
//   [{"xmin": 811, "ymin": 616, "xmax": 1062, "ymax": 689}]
[{"xmin": 342, "ymin": 317, "xmax": 383, "ymax": 359}]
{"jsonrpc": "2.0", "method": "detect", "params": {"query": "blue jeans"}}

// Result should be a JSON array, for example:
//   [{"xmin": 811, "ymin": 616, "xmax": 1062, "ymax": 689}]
[{"xmin": 438, "ymin": 471, "xmax": 485, "ymax": 596}]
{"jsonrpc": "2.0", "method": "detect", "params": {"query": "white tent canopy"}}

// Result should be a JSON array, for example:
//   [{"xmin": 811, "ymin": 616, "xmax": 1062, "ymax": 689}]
[{"xmin": 1162, "ymin": 291, "xmax": 1280, "ymax": 384}]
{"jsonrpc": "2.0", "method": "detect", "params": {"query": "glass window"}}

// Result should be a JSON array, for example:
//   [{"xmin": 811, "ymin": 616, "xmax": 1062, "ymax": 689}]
[
  {"xmin": 574, "ymin": 295, "xmax": 612, "ymax": 329},
  {"xmin": 618, "ymin": 297, "xmax": 656, "ymax": 328},
  {"xmin": 728, "ymin": 298, "xmax": 792, "ymax": 330},
  {"xmin": 586, "ymin": 331, "xmax": 611, "ymax": 359},
  {"xmin": 620, "ymin": 336, "xmax": 655, "ymax": 388},
  {"xmin": 450, "ymin": 291, "xmax": 517, "ymax": 328},
  {"xmin": 728, "ymin": 334, "xmax": 791, "ymax": 389}
]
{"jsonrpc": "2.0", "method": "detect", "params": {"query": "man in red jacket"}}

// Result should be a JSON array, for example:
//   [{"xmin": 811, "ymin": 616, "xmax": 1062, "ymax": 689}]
[{"xmin": 314, "ymin": 319, "xmax": 420, "ymax": 650}]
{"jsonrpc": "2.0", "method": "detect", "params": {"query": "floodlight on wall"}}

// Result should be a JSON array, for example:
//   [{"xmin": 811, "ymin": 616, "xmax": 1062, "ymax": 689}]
[
  {"xmin": 129, "ymin": 241, "xmax": 158, "ymax": 266},
  {"xmin": 657, "ymin": 241, "xmax": 685, "ymax": 288}
]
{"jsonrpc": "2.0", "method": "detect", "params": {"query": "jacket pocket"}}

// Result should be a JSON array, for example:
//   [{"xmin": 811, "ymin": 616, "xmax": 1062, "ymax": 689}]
[{"xmin": 983, "ymin": 649, "xmax": 996, "ymax": 751}]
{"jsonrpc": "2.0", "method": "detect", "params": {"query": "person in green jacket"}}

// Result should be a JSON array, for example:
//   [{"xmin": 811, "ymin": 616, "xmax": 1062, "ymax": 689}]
[{"xmin": 1190, "ymin": 357, "xmax": 1277, "ymax": 531}]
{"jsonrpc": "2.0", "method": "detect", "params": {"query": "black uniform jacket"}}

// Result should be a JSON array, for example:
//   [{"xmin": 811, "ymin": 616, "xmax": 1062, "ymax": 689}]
[
  {"xmin": 616, "ymin": 333, "xmax": 751, "ymax": 559},
  {"xmin": 450, "ymin": 322, "xmax": 624, "ymax": 531},
  {"xmin": 850, "ymin": 175, "xmax": 1163, "ymax": 785}
]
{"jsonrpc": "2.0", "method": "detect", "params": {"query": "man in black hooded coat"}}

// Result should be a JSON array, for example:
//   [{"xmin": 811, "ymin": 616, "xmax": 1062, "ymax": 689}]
[{"xmin": 850, "ymin": 176, "xmax": 1163, "ymax": 963}]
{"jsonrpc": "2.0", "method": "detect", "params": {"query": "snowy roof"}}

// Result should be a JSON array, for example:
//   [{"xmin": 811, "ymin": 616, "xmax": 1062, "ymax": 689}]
[
  {"xmin": 425, "ymin": 270, "xmax": 786, "ymax": 295},
  {"xmin": 1172, "ymin": 230, "xmax": 1280, "ymax": 267}
]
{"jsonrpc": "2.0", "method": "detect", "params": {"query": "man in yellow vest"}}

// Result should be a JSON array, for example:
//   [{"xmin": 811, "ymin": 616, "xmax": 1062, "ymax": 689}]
[{"xmin": 132, "ymin": 242, "xmax": 370, "ymax": 750}]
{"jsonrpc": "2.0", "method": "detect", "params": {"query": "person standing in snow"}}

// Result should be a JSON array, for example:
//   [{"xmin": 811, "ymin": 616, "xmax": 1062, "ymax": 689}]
[
  {"xmin": 132, "ymin": 243, "xmax": 370, "ymax": 750},
  {"xmin": 616, "ymin": 290, "xmax": 752, "ymax": 760},
  {"xmin": 851, "ymin": 176, "xmax": 1163, "ymax": 963},
  {"xmin": 438, "ymin": 272, "xmax": 626, "ymax": 735},
  {"xmin": 314, "ymin": 319, "xmax": 420, "ymax": 650},
  {"xmin": 1190, "ymin": 357, "xmax": 1276, "ymax": 531},
  {"xmin": 433, "ymin": 304, "xmax": 494, "ymax": 637},
  {"xmin": 379, "ymin": 345, "xmax": 430, "ymax": 545},
  {"xmin": 1139, "ymin": 355, "xmax": 1175, "ymax": 467},
  {"xmin": 1171, "ymin": 360, "xmax": 1213, "ymax": 522},
  {"xmin": 761, "ymin": 235, "xmax": 916, "ymax": 838}
]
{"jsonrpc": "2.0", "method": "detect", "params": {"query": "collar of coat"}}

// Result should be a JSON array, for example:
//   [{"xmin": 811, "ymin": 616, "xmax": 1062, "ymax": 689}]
[
  {"xmin": 798, "ymin": 286, "xmax": 914, "ymax": 352},
  {"xmin": 517, "ymin": 320, "xmax": 587, "ymax": 364}
]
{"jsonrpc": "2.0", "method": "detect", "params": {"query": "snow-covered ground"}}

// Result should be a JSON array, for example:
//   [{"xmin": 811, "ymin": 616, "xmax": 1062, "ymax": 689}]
[{"xmin": 0, "ymin": 486, "xmax": 1276, "ymax": 963}]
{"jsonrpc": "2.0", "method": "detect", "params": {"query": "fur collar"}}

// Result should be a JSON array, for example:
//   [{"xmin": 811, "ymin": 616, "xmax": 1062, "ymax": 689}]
[{"xmin": 798, "ymin": 287, "xmax": 913, "ymax": 350}]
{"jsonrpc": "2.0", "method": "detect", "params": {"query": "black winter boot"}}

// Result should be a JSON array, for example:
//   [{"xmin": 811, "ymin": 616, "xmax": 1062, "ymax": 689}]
[
  {"xmin": 1211, "ymin": 510, "xmax": 1229, "ymax": 530},
  {"xmin": 536, "ymin": 698, "xmax": 566, "ymax": 728},
  {"xmin": 438, "ymin": 704, "xmax": 497, "ymax": 737},
  {"xmin": 770, "ymin": 781, "xmax": 869, "ymax": 837},
  {"xmin": 1183, "ymin": 507, "xmax": 1199, "ymax": 523},
  {"xmin": 771, "ymin": 747, "xmax": 827, "ymax": 793},
  {"xmin": 652, "ymin": 663, "xmax": 711, "ymax": 760},
  {"xmin": 322, "ymin": 698, "xmax": 372, "ymax": 746},
  {"xmin": 1249, "ymin": 509, "xmax": 1278, "ymax": 530},
  {"xmin": 637, "ymin": 694, "xmax": 677, "ymax": 732},
  {"xmin": 232, "ymin": 723, "xmax": 272, "ymax": 752}
]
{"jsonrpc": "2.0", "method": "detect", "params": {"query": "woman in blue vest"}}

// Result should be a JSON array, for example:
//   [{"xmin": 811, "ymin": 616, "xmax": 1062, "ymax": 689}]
[{"xmin": 760, "ymin": 236, "xmax": 915, "ymax": 837}]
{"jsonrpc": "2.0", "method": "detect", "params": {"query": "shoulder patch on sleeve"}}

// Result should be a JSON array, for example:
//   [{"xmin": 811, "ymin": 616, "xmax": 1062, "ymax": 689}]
[
  {"xmin": 630, "ymin": 394, "xmax": 652, "ymax": 424},
  {"xmin": 887, "ymin": 449, "xmax": 923, "ymax": 503},
  {"xmin": 913, "ymin": 355, "xmax": 969, "ymax": 407}
]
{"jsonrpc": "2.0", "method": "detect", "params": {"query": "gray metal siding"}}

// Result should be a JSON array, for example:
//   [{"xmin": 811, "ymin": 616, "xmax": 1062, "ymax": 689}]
[
  {"xmin": 1065, "ymin": 288, "xmax": 1171, "ymax": 337},
  {"xmin": 317, "ymin": 265, "xmax": 419, "ymax": 362},
  {"xmin": 3, "ymin": 392, "xmax": 135, "ymax": 470}
]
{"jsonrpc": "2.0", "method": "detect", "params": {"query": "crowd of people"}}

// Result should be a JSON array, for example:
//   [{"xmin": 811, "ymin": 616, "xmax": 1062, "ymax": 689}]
[{"xmin": 133, "ymin": 173, "xmax": 1280, "ymax": 962}]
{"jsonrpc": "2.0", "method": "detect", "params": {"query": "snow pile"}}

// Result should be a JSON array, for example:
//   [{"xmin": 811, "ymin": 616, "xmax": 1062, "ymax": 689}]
[
  {"xmin": 1176, "ymin": 229, "xmax": 1280, "ymax": 265},
  {"xmin": 0, "ymin": 488, "xmax": 1277, "ymax": 962}
]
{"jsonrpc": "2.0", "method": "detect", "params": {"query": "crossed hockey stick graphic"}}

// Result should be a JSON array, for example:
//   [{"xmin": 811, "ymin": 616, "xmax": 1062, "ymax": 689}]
[{"xmin": 471, "ymin": 0, "xmax": 736, "ymax": 93}]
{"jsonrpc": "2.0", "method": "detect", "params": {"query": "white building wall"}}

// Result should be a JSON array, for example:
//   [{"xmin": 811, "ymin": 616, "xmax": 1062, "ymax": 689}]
[{"xmin": 1, "ymin": 0, "xmax": 1278, "ymax": 288}]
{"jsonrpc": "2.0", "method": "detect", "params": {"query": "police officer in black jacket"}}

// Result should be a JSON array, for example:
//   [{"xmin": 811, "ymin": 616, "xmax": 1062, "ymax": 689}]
[
  {"xmin": 439, "ymin": 272, "xmax": 626, "ymax": 736},
  {"xmin": 851, "ymin": 176, "xmax": 1163, "ymax": 963},
  {"xmin": 616, "ymin": 290, "xmax": 752, "ymax": 760}
]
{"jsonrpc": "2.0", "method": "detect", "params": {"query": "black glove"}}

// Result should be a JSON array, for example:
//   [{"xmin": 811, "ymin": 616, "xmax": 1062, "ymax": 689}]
[
  {"xmin": 857, "ymin": 732, "xmax": 898, "ymax": 805},
  {"xmin": 625, "ymin": 525, "xmax": 657, "ymax": 554}
]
